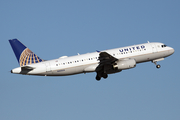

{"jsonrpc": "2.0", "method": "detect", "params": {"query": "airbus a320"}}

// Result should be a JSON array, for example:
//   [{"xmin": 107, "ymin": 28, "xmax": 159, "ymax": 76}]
[{"xmin": 9, "ymin": 39, "xmax": 174, "ymax": 81}]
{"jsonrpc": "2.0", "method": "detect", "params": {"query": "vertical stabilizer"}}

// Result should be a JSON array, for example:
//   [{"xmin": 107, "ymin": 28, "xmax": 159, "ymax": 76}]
[{"xmin": 9, "ymin": 39, "xmax": 44, "ymax": 66}]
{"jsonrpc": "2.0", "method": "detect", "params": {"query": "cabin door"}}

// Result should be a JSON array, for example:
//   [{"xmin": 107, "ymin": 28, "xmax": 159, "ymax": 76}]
[{"xmin": 151, "ymin": 44, "xmax": 157, "ymax": 53}]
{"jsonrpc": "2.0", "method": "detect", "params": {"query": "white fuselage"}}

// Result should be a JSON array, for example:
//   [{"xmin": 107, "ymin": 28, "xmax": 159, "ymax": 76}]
[{"xmin": 11, "ymin": 42, "xmax": 174, "ymax": 76}]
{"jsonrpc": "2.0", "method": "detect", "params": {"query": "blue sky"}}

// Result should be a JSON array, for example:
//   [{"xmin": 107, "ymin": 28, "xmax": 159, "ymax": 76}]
[{"xmin": 0, "ymin": 0, "xmax": 180, "ymax": 120}]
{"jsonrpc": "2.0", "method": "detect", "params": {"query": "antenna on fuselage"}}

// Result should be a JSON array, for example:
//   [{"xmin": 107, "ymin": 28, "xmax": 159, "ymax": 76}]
[{"xmin": 147, "ymin": 41, "xmax": 150, "ymax": 43}]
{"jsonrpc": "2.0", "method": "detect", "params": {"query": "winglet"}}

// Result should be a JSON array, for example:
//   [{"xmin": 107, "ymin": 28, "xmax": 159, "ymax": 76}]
[
  {"xmin": 96, "ymin": 50, "xmax": 101, "ymax": 53},
  {"xmin": 9, "ymin": 39, "xmax": 44, "ymax": 66}
]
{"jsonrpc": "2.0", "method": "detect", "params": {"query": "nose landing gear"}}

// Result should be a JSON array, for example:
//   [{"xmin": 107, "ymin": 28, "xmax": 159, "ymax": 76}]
[
  {"xmin": 152, "ymin": 58, "xmax": 164, "ymax": 69},
  {"xmin": 156, "ymin": 64, "xmax": 161, "ymax": 69},
  {"xmin": 152, "ymin": 61, "xmax": 161, "ymax": 69}
]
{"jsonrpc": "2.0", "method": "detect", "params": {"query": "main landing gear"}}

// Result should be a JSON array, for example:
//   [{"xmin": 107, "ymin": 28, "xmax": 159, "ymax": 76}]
[{"xmin": 96, "ymin": 72, "xmax": 108, "ymax": 81}]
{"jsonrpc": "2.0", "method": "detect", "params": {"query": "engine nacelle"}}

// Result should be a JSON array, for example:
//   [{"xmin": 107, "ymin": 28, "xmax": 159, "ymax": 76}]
[{"xmin": 113, "ymin": 58, "xmax": 136, "ymax": 70}]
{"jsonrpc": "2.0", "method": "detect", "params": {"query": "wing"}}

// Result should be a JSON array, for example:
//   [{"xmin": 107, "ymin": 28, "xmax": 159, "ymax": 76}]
[{"xmin": 96, "ymin": 52, "xmax": 118, "ymax": 72}]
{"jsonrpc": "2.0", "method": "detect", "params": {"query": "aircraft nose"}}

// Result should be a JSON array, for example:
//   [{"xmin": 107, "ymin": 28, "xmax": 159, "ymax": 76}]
[{"xmin": 169, "ymin": 48, "xmax": 175, "ymax": 55}]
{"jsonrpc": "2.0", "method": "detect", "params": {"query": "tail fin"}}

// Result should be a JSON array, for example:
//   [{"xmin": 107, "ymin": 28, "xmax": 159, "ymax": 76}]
[{"xmin": 9, "ymin": 39, "xmax": 44, "ymax": 66}]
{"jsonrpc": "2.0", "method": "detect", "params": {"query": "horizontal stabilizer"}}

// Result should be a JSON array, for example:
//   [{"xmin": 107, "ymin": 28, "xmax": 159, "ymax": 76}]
[{"xmin": 21, "ymin": 66, "xmax": 35, "ymax": 71}]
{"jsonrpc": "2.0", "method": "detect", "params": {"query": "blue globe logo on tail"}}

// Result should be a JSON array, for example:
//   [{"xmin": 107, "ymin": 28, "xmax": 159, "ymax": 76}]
[
  {"xmin": 9, "ymin": 39, "xmax": 44, "ymax": 66},
  {"xmin": 19, "ymin": 48, "xmax": 44, "ymax": 66}
]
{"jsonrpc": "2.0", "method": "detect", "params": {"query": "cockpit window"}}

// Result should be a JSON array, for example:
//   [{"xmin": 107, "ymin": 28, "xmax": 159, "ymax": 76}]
[{"xmin": 161, "ymin": 45, "xmax": 167, "ymax": 48}]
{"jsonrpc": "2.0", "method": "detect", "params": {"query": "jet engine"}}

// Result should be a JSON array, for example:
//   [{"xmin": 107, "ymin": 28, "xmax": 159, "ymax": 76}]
[{"xmin": 113, "ymin": 58, "xmax": 136, "ymax": 70}]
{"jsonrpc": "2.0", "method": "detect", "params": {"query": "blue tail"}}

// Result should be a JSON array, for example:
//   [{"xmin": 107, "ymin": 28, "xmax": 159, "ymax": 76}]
[{"xmin": 9, "ymin": 39, "xmax": 44, "ymax": 66}]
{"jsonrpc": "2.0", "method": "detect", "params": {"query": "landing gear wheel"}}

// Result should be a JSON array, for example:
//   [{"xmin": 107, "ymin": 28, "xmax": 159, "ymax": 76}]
[
  {"xmin": 96, "ymin": 75, "xmax": 101, "ymax": 81},
  {"xmin": 156, "ymin": 64, "xmax": 161, "ymax": 69},
  {"xmin": 102, "ymin": 73, "xmax": 108, "ymax": 79}
]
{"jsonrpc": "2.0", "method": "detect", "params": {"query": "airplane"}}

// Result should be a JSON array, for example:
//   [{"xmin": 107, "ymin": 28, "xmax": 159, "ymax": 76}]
[{"xmin": 9, "ymin": 39, "xmax": 174, "ymax": 81}]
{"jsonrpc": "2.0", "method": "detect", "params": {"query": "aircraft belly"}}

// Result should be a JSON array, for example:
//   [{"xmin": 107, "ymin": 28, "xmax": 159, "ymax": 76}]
[{"xmin": 52, "ymin": 65, "xmax": 85, "ymax": 76}]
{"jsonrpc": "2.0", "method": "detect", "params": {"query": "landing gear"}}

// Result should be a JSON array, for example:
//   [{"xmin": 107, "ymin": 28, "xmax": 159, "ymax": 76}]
[
  {"xmin": 102, "ymin": 73, "xmax": 108, "ymax": 79},
  {"xmin": 96, "ymin": 75, "xmax": 101, "ymax": 81},
  {"xmin": 152, "ymin": 61, "xmax": 161, "ymax": 69},
  {"xmin": 95, "ymin": 72, "xmax": 108, "ymax": 81},
  {"xmin": 156, "ymin": 64, "xmax": 161, "ymax": 69}
]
